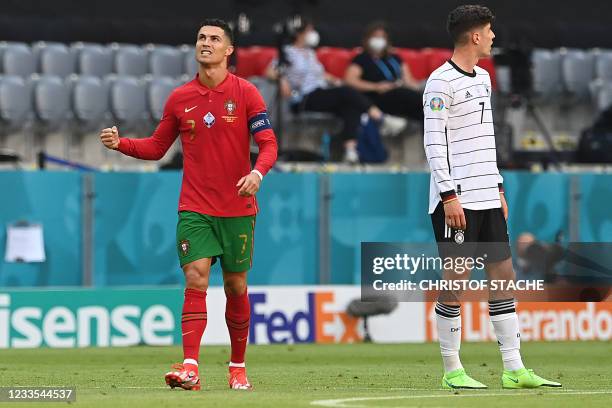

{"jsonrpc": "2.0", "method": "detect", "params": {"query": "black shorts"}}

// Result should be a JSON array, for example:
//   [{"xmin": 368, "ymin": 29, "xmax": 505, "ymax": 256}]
[{"xmin": 430, "ymin": 202, "xmax": 512, "ymax": 263}]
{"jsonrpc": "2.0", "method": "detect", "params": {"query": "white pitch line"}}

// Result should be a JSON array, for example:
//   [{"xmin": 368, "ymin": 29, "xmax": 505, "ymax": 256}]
[
  {"xmin": 77, "ymin": 386, "xmax": 438, "ymax": 391},
  {"xmin": 311, "ymin": 390, "xmax": 612, "ymax": 408}
]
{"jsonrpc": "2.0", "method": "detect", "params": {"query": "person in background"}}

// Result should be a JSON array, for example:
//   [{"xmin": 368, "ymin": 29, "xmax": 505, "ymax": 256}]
[
  {"xmin": 267, "ymin": 20, "xmax": 401, "ymax": 163},
  {"xmin": 345, "ymin": 21, "xmax": 423, "ymax": 124}
]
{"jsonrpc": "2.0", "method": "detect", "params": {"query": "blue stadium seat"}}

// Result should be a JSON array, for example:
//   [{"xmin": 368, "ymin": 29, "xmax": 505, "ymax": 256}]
[
  {"xmin": 0, "ymin": 42, "xmax": 36, "ymax": 77},
  {"xmin": 112, "ymin": 44, "xmax": 148, "ymax": 76},
  {"xmin": 33, "ymin": 42, "xmax": 76, "ymax": 77},
  {"xmin": 248, "ymin": 76, "xmax": 283, "ymax": 126},
  {"xmin": 532, "ymin": 49, "xmax": 563, "ymax": 96},
  {"xmin": 180, "ymin": 45, "xmax": 198, "ymax": 77},
  {"xmin": 494, "ymin": 66, "xmax": 512, "ymax": 94},
  {"xmin": 69, "ymin": 75, "xmax": 109, "ymax": 128},
  {"xmin": 249, "ymin": 76, "xmax": 339, "ymax": 155},
  {"xmin": 596, "ymin": 82, "xmax": 612, "ymax": 112},
  {"xmin": 595, "ymin": 49, "xmax": 612, "ymax": 81},
  {"xmin": 149, "ymin": 45, "xmax": 183, "ymax": 77},
  {"xmin": 561, "ymin": 48, "xmax": 595, "ymax": 98},
  {"xmin": 31, "ymin": 41, "xmax": 60, "ymax": 61},
  {"xmin": 73, "ymin": 42, "xmax": 113, "ymax": 77},
  {"xmin": 249, "ymin": 76, "xmax": 276, "ymax": 109},
  {"xmin": 147, "ymin": 76, "xmax": 178, "ymax": 120},
  {"xmin": 31, "ymin": 75, "xmax": 71, "ymax": 126},
  {"xmin": 108, "ymin": 75, "xmax": 148, "ymax": 128},
  {"xmin": 0, "ymin": 75, "xmax": 32, "ymax": 130}
]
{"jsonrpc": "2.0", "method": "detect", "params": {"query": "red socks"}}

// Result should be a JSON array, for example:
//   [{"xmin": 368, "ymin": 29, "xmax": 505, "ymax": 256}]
[
  {"xmin": 181, "ymin": 288, "xmax": 207, "ymax": 362},
  {"xmin": 225, "ymin": 290, "xmax": 250, "ymax": 364},
  {"xmin": 181, "ymin": 288, "xmax": 249, "ymax": 365}
]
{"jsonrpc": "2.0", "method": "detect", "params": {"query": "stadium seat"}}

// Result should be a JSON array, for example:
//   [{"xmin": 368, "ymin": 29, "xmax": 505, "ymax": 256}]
[
  {"xmin": 394, "ymin": 48, "xmax": 429, "ymax": 81},
  {"xmin": 179, "ymin": 45, "xmax": 198, "ymax": 77},
  {"xmin": 149, "ymin": 45, "xmax": 183, "ymax": 78},
  {"xmin": 112, "ymin": 44, "xmax": 148, "ymax": 76},
  {"xmin": 594, "ymin": 49, "xmax": 612, "ymax": 81},
  {"xmin": 249, "ymin": 76, "xmax": 276, "ymax": 108},
  {"xmin": 596, "ymin": 82, "xmax": 612, "ymax": 112},
  {"xmin": 478, "ymin": 57, "xmax": 497, "ymax": 90},
  {"xmin": 108, "ymin": 75, "xmax": 148, "ymax": 128},
  {"xmin": 248, "ymin": 76, "xmax": 280, "ymax": 125},
  {"xmin": 0, "ymin": 75, "xmax": 32, "ymax": 129},
  {"xmin": 73, "ymin": 43, "xmax": 113, "ymax": 77},
  {"xmin": 561, "ymin": 48, "xmax": 595, "ymax": 98},
  {"xmin": 248, "ymin": 46, "xmax": 278, "ymax": 77},
  {"xmin": 422, "ymin": 48, "xmax": 453, "ymax": 76},
  {"xmin": 0, "ymin": 42, "xmax": 36, "ymax": 77},
  {"xmin": 33, "ymin": 42, "xmax": 76, "ymax": 77},
  {"xmin": 532, "ymin": 49, "xmax": 563, "ymax": 96},
  {"xmin": 31, "ymin": 75, "xmax": 71, "ymax": 126},
  {"xmin": 316, "ymin": 47, "xmax": 353, "ymax": 78},
  {"xmin": 235, "ymin": 48, "xmax": 261, "ymax": 79},
  {"xmin": 494, "ymin": 66, "xmax": 512, "ymax": 94},
  {"xmin": 69, "ymin": 75, "xmax": 109, "ymax": 128},
  {"xmin": 147, "ymin": 76, "xmax": 178, "ymax": 120}
]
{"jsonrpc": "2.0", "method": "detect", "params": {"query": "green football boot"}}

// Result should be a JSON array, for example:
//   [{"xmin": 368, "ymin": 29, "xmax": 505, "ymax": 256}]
[
  {"xmin": 502, "ymin": 368, "xmax": 562, "ymax": 389},
  {"xmin": 442, "ymin": 368, "xmax": 488, "ymax": 389}
]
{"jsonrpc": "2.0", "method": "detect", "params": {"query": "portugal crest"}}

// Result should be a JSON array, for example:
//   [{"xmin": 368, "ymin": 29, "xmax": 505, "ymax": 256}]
[
  {"xmin": 224, "ymin": 99, "xmax": 236, "ymax": 115},
  {"xmin": 179, "ymin": 239, "xmax": 190, "ymax": 256}
]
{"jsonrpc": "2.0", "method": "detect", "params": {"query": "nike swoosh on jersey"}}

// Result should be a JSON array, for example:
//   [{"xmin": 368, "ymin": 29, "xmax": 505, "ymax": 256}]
[
  {"xmin": 185, "ymin": 106, "xmax": 198, "ymax": 112},
  {"xmin": 236, "ymin": 258, "xmax": 249, "ymax": 263}
]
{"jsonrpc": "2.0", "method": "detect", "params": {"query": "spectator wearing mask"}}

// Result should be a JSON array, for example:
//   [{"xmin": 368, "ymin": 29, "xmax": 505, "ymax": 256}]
[
  {"xmin": 345, "ymin": 21, "xmax": 423, "ymax": 122},
  {"xmin": 267, "ymin": 20, "xmax": 399, "ymax": 163}
]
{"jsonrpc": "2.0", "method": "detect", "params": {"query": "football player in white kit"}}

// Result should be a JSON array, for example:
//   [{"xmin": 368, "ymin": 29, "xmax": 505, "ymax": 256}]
[{"xmin": 423, "ymin": 4, "xmax": 561, "ymax": 390}]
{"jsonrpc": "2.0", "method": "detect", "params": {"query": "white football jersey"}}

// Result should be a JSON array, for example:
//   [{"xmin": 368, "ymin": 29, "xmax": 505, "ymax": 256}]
[{"xmin": 423, "ymin": 60, "xmax": 503, "ymax": 214}]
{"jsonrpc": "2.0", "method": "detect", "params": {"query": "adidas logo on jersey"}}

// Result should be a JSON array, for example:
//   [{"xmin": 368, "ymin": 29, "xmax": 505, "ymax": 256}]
[{"xmin": 465, "ymin": 90, "xmax": 473, "ymax": 99}]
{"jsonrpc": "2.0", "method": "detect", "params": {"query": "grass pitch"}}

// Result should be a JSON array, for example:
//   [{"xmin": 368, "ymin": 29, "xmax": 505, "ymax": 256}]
[{"xmin": 0, "ymin": 341, "xmax": 610, "ymax": 407}]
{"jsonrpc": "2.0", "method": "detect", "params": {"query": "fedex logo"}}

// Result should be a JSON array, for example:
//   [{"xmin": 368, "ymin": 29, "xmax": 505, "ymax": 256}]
[{"xmin": 249, "ymin": 291, "xmax": 362, "ymax": 344}]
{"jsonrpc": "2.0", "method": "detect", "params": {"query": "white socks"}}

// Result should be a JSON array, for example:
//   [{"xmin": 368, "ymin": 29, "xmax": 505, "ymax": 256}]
[
  {"xmin": 435, "ymin": 302, "xmax": 463, "ymax": 373},
  {"xmin": 489, "ymin": 299, "xmax": 524, "ymax": 371},
  {"xmin": 436, "ymin": 299, "xmax": 525, "ymax": 372}
]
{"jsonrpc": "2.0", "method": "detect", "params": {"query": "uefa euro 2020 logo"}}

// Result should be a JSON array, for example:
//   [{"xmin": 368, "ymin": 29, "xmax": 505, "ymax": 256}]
[{"xmin": 429, "ymin": 97, "xmax": 445, "ymax": 112}]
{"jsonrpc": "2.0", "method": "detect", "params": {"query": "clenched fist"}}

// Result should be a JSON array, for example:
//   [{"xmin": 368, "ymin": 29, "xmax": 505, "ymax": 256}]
[
  {"xmin": 100, "ymin": 126, "xmax": 120, "ymax": 150},
  {"xmin": 236, "ymin": 172, "xmax": 261, "ymax": 197}
]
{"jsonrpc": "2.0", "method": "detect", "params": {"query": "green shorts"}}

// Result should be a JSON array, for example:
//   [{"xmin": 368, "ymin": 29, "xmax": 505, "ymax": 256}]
[{"xmin": 176, "ymin": 211, "xmax": 256, "ymax": 272}]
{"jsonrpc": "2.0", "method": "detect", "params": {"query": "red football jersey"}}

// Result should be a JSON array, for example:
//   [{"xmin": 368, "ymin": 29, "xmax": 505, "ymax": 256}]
[{"xmin": 117, "ymin": 73, "xmax": 278, "ymax": 217}]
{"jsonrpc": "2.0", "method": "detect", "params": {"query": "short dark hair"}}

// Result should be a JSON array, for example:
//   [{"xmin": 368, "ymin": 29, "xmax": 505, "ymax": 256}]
[
  {"xmin": 198, "ymin": 19, "xmax": 234, "ymax": 44},
  {"xmin": 447, "ymin": 5, "xmax": 495, "ymax": 45},
  {"xmin": 363, "ymin": 21, "xmax": 389, "ymax": 43},
  {"xmin": 294, "ymin": 18, "xmax": 314, "ymax": 35}
]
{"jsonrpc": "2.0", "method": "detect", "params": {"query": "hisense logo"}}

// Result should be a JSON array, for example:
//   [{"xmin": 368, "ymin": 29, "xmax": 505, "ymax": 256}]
[{"xmin": 0, "ymin": 294, "xmax": 174, "ymax": 348}]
